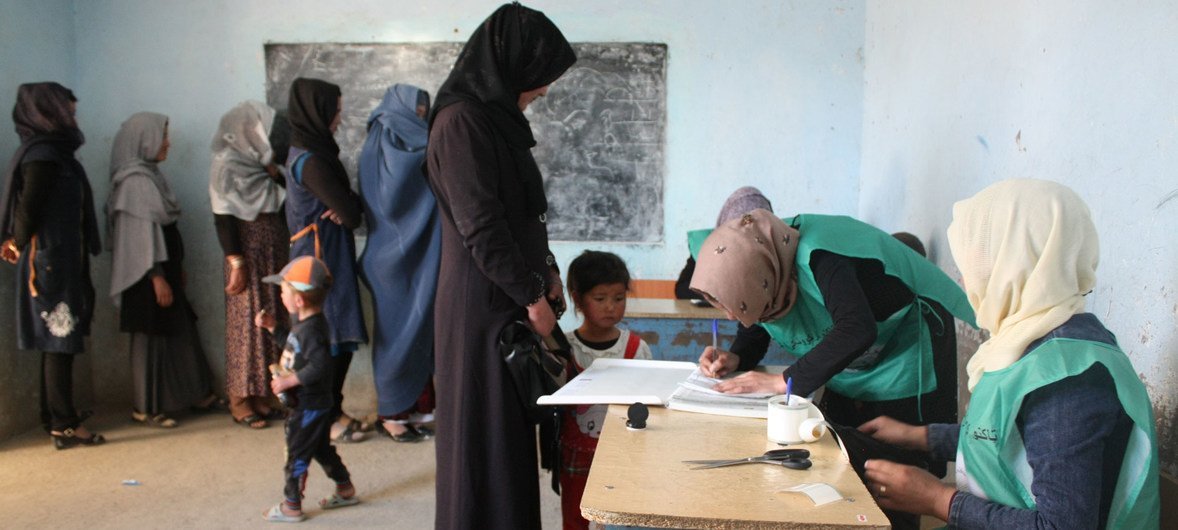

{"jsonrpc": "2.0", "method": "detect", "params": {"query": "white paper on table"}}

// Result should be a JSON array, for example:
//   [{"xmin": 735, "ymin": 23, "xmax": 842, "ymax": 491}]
[{"xmin": 779, "ymin": 482, "xmax": 844, "ymax": 506}]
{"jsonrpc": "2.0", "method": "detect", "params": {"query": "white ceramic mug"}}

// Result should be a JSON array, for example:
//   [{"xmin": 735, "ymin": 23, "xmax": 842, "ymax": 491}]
[{"xmin": 767, "ymin": 395, "xmax": 826, "ymax": 444}]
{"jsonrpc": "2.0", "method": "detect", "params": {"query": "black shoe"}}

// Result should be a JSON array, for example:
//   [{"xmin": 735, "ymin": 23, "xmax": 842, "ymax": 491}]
[
  {"xmin": 376, "ymin": 421, "xmax": 425, "ymax": 443},
  {"xmin": 51, "ymin": 427, "xmax": 106, "ymax": 450}
]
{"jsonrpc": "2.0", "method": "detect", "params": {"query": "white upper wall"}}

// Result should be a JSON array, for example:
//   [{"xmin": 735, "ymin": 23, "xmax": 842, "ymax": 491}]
[{"xmin": 859, "ymin": 0, "xmax": 1178, "ymax": 473}]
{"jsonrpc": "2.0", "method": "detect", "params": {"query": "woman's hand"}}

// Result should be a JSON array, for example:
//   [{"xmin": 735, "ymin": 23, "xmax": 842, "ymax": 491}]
[
  {"xmin": 698, "ymin": 347, "xmax": 740, "ymax": 378},
  {"xmin": 320, "ymin": 208, "xmax": 343, "ymax": 225},
  {"xmin": 152, "ymin": 275, "xmax": 174, "ymax": 308},
  {"xmin": 858, "ymin": 416, "xmax": 929, "ymax": 451},
  {"xmin": 527, "ymin": 297, "xmax": 556, "ymax": 338},
  {"xmin": 864, "ymin": 459, "xmax": 955, "ymax": 521},
  {"xmin": 225, "ymin": 255, "xmax": 247, "ymax": 295},
  {"xmin": 713, "ymin": 370, "xmax": 786, "ymax": 394},
  {"xmin": 1, "ymin": 239, "xmax": 19, "ymax": 264},
  {"xmin": 546, "ymin": 268, "xmax": 566, "ymax": 318},
  {"xmin": 254, "ymin": 310, "xmax": 276, "ymax": 332}
]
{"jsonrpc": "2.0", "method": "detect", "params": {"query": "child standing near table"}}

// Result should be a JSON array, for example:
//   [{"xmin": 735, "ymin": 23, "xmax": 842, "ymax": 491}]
[
  {"xmin": 255, "ymin": 256, "xmax": 358, "ymax": 522},
  {"xmin": 561, "ymin": 250, "xmax": 652, "ymax": 529}
]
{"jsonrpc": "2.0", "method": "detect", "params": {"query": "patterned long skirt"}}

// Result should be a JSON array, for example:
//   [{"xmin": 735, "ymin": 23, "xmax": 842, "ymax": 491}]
[{"xmin": 223, "ymin": 212, "xmax": 289, "ymax": 399}]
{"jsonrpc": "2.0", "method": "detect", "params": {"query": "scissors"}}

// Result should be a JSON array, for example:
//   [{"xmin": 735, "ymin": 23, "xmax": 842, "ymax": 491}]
[{"xmin": 683, "ymin": 448, "xmax": 812, "ymax": 470}]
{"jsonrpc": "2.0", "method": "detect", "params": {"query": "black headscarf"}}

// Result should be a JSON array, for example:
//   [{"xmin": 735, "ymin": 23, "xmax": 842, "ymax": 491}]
[
  {"xmin": 288, "ymin": 78, "xmax": 342, "ymax": 157},
  {"xmin": 1, "ymin": 82, "xmax": 85, "ymax": 240},
  {"xmin": 429, "ymin": 2, "xmax": 577, "ymax": 149}
]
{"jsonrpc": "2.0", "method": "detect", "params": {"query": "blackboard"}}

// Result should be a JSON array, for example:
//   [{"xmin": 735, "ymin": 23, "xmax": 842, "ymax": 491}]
[{"xmin": 264, "ymin": 42, "xmax": 666, "ymax": 242}]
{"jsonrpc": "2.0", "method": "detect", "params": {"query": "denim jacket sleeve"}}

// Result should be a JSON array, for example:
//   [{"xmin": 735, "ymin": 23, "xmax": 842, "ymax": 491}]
[
  {"xmin": 926, "ymin": 423, "xmax": 960, "ymax": 462},
  {"xmin": 947, "ymin": 364, "xmax": 1124, "ymax": 529}
]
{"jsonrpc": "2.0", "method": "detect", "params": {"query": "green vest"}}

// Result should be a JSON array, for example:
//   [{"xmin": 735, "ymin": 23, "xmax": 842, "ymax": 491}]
[
  {"xmin": 958, "ymin": 338, "xmax": 1159, "ymax": 529},
  {"xmin": 688, "ymin": 214, "xmax": 975, "ymax": 401}
]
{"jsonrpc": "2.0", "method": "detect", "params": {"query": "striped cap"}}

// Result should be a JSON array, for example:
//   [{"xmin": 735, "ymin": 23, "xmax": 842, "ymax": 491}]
[{"xmin": 262, "ymin": 256, "xmax": 333, "ymax": 291}]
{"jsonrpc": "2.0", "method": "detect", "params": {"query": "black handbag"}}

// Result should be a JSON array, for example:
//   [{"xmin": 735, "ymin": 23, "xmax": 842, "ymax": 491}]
[
  {"xmin": 498, "ymin": 320, "xmax": 576, "ymax": 424},
  {"xmin": 498, "ymin": 318, "xmax": 578, "ymax": 493}
]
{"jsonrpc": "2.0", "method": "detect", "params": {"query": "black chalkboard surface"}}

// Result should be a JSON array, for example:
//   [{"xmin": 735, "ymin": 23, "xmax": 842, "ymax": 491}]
[{"xmin": 265, "ymin": 42, "xmax": 666, "ymax": 242}]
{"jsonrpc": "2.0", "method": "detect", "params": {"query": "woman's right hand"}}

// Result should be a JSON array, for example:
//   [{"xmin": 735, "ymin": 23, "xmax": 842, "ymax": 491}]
[
  {"xmin": 857, "ymin": 416, "xmax": 929, "ymax": 451},
  {"xmin": 254, "ymin": 310, "xmax": 277, "ymax": 332},
  {"xmin": 225, "ymin": 256, "xmax": 247, "ymax": 295},
  {"xmin": 152, "ymin": 275, "xmax": 174, "ymax": 308},
  {"xmin": 698, "ymin": 346, "xmax": 740, "ymax": 378},
  {"xmin": 1, "ymin": 239, "xmax": 19, "ymax": 264},
  {"xmin": 526, "ymin": 297, "xmax": 556, "ymax": 338}
]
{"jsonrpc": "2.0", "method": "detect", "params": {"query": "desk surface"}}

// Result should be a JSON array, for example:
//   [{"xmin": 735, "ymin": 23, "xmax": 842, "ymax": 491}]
[
  {"xmin": 626, "ymin": 298, "xmax": 727, "ymax": 319},
  {"xmin": 581, "ymin": 405, "xmax": 889, "ymax": 529}
]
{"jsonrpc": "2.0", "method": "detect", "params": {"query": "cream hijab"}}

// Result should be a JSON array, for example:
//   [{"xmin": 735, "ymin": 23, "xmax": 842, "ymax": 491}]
[{"xmin": 947, "ymin": 179, "xmax": 1099, "ymax": 391}]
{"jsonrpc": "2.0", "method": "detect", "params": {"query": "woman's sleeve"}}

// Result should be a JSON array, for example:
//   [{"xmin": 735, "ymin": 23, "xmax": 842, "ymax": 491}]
[
  {"xmin": 674, "ymin": 256, "xmax": 702, "ymax": 299},
  {"xmin": 781, "ymin": 251, "xmax": 877, "ymax": 397},
  {"xmin": 427, "ymin": 108, "xmax": 544, "ymax": 307},
  {"xmin": 300, "ymin": 156, "xmax": 362, "ymax": 229},
  {"xmin": 213, "ymin": 214, "xmax": 243, "ymax": 255},
  {"xmin": 12, "ymin": 160, "xmax": 57, "ymax": 248},
  {"xmin": 731, "ymin": 324, "xmax": 771, "ymax": 370},
  {"xmin": 947, "ymin": 364, "xmax": 1127, "ymax": 529}
]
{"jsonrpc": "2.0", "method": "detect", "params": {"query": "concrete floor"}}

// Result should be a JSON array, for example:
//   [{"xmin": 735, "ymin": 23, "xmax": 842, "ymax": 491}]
[{"xmin": 0, "ymin": 409, "xmax": 563, "ymax": 529}]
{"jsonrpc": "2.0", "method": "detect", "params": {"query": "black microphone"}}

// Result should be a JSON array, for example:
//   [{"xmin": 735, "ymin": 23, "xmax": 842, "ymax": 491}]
[{"xmin": 626, "ymin": 402, "xmax": 649, "ymax": 430}]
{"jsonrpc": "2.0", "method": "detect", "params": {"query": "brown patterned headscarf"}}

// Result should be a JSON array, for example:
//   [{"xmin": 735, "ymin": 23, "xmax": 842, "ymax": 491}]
[{"xmin": 690, "ymin": 208, "xmax": 800, "ymax": 328}]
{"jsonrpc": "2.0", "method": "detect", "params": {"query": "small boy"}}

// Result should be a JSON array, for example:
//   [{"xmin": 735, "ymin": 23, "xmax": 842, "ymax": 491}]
[{"xmin": 255, "ymin": 256, "xmax": 358, "ymax": 522}]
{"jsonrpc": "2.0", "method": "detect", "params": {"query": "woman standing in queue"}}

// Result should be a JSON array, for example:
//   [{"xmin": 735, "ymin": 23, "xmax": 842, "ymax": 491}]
[
  {"xmin": 425, "ymin": 3, "xmax": 575, "ymax": 529},
  {"xmin": 284, "ymin": 77, "xmax": 369, "ymax": 443},
  {"xmin": 209, "ymin": 100, "xmax": 289, "ymax": 429},
  {"xmin": 1, "ymin": 82, "xmax": 104, "ymax": 449}
]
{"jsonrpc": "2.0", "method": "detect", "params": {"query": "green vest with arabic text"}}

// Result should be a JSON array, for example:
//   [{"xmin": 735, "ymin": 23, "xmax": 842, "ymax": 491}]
[
  {"xmin": 689, "ymin": 214, "xmax": 975, "ymax": 401},
  {"xmin": 957, "ymin": 338, "xmax": 1159, "ymax": 529}
]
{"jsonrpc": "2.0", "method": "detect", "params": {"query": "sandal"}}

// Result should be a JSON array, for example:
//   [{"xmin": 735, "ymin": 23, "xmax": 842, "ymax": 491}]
[
  {"xmin": 263, "ymin": 504, "xmax": 305, "ymax": 523},
  {"xmin": 330, "ymin": 419, "xmax": 367, "ymax": 443},
  {"xmin": 412, "ymin": 424, "xmax": 435, "ymax": 439},
  {"xmin": 318, "ymin": 493, "xmax": 360, "ymax": 510},
  {"xmin": 50, "ymin": 427, "xmax": 106, "ymax": 450},
  {"xmin": 375, "ymin": 420, "xmax": 425, "ymax": 443},
  {"xmin": 191, "ymin": 395, "xmax": 229, "ymax": 414},
  {"xmin": 233, "ymin": 414, "xmax": 268, "ymax": 429},
  {"xmin": 131, "ymin": 411, "xmax": 178, "ymax": 428}
]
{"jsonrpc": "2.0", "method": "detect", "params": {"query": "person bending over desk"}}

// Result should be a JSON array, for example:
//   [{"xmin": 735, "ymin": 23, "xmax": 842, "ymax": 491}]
[
  {"xmin": 689, "ymin": 209, "xmax": 976, "ymax": 437},
  {"xmin": 858, "ymin": 179, "xmax": 1159, "ymax": 529}
]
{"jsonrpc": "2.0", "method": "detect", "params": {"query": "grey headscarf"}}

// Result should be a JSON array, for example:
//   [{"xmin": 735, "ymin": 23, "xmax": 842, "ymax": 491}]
[
  {"xmin": 106, "ymin": 112, "xmax": 180, "ymax": 300},
  {"xmin": 716, "ymin": 186, "xmax": 773, "ymax": 227},
  {"xmin": 208, "ymin": 100, "xmax": 283, "ymax": 220}
]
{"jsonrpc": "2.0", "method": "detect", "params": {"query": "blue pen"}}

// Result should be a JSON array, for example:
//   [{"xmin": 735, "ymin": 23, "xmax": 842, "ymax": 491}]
[
  {"xmin": 711, "ymin": 319, "xmax": 719, "ymax": 368},
  {"xmin": 785, "ymin": 376, "xmax": 793, "ymax": 405}
]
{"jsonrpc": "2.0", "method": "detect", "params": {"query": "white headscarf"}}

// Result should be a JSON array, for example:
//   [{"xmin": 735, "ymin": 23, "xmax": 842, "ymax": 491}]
[
  {"xmin": 208, "ymin": 100, "xmax": 283, "ymax": 220},
  {"xmin": 947, "ymin": 179, "xmax": 1099, "ymax": 391}
]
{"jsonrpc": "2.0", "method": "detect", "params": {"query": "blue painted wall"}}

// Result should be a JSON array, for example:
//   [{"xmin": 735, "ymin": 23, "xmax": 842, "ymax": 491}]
[
  {"xmin": 858, "ymin": 1, "xmax": 1178, "ymax": 475},
  {"xmin": 19, "ymin": 2, "xmax": 1176, "ymax": 482},
  {"xmin": 0, "ymin": 0, "xmax": 79, "ymax": 438}
]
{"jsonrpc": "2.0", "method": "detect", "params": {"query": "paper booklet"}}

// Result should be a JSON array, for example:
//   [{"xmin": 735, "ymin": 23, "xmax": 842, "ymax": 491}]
[{"xmin": 537, "ymin": 358, "xmax": 779, "ymax": 418}]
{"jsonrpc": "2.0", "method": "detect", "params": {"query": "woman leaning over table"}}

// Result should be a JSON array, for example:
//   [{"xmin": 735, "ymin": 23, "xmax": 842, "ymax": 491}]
[{"xmin": 858, "ymin": 179, "xmax": 1159, "ymax": 529}]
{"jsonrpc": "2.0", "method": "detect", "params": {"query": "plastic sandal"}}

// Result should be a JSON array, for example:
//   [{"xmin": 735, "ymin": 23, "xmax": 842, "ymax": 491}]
[
  {"xmin": 131, "ymin": 411, "xmax": 178, "ymax": 428},
  {"xmin": 318, "ymin": 493, "xmax": 360, "ymax": 510},
  {"xmin": 233, "ymin": 414, "xmax": 268, "ymax": 429},
  {"xmin": 51, "ymin": 427, "xmax": 106, "ymax": 450},
  {"xmin": 263, "ymin": 504, "xmax": 305, "ymax": 523},
  {"xmin": 331, "ymin": 420, "xmax": 367, "ymax": 443},
  {"xmin": 375, "ymin": 420, "xmax": 425, "ymax": 443}
]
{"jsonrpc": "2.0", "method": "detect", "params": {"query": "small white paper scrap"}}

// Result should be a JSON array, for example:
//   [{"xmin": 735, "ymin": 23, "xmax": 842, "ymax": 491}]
[{"xmin": 780, "ymin": 482, "xmax": 843, "ymax": 506}]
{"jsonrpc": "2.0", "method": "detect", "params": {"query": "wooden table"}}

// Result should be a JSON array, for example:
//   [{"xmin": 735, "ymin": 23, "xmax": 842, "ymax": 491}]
[
  {"xmin": 581, "ymin": 405, "xmax": 890, "ymax": 529},
  {"xmin": 624, "ymin": 298, "xmax": 795, "ymax": 365}
]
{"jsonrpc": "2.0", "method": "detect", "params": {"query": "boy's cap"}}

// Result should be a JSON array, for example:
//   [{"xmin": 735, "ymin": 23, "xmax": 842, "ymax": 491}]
[{"xmin": 263, "ymin": 256, "xmax": 333, "ymax": 291}]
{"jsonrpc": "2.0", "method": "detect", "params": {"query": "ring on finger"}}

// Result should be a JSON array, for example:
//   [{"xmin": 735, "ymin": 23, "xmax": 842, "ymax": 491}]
[{"xmin": 879, "ymin": 485, "xmax": 887, "ymax": 495}]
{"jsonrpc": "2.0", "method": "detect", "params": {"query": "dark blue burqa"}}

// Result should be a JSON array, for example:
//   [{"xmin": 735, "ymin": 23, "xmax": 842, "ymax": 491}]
[{"xmin": 358, "ymin": 84, "xmax": 440, "ymax": 415}]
